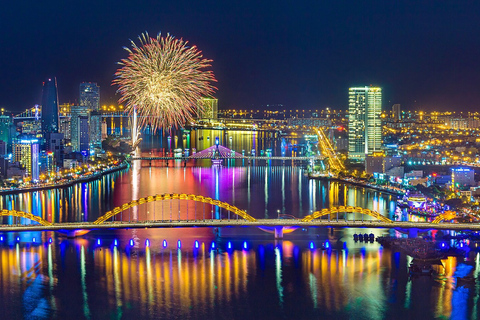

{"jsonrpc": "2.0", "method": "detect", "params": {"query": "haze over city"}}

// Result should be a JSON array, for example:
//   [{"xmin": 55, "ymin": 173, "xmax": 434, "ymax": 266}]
[{"xmin": 2, "ymin": 0, "xmax": 480, "ymax": 112}]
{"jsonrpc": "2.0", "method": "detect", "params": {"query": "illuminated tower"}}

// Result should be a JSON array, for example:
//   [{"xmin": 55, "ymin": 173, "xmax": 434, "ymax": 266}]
[
  {"xmin": 199, "ymin": 98, "xmax": 218, "ymax": 119},
  {"xmin": 348, "ymin": 86, "xmax": 382, "ymax": 160},
  {"xmin": 13, "ymin": 136, "xmax": 40, "ymax": 181},
  {"xmin": 79, "ymin": 82, "xmax": 100, "ymax": 111},
  {"xmin": 41, "ymin": 78, "xmax": 59, "ymax": 137}
]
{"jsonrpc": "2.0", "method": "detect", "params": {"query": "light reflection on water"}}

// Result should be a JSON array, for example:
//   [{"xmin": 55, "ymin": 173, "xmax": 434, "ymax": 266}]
[
  {"xmin": 0, "ymin": 166, "xmax": 396, "ymax": 224},
  {"xmin": 0, "ymin": 231, "xmax": 479, "ymax": 319}
]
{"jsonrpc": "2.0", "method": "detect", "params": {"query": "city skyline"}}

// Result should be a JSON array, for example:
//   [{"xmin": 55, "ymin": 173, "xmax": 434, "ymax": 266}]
[{"xmin": 2, "ymin": 1, "xmax": 480, "ymax": 112}]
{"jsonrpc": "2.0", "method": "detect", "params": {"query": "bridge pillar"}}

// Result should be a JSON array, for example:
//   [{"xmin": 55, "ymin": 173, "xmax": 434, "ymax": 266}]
[
  {"xmin": 408, "ymin": 228, "xmax": 418, "ymax": 238},
  {"xmin": 274, "ymin": 226, "xmax": 284, "ymax": 239}
]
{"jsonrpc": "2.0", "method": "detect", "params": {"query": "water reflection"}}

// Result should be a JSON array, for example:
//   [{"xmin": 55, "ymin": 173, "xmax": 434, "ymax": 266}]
[{"xmin": 1, "ymin": 231, "xmax": 480, "ymax": 319}]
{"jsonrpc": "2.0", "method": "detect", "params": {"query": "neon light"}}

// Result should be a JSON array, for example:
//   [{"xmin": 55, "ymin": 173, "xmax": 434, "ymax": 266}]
[
  {"xmin": 243, "ymin": 241, "xmax": 248, "ymax": 250},
  {"xmin": 146, "ymin": 239, "xmax": 150, "ymax": 247},
  {"xmin": 16, "ymin": 237, "xmax": 20, "ymax": 242},
  {"xmin": 195, "ymin": 240, "xmax": 199, "ymax": 249},
  {"xmin": 228, "ymin": 241, "xmax": 232, "ymax": 249},
  {"xmin": 177, "ymin": 240, "xmax": 181, "ymax": 248},
  {"xmin": 325, "ymin": 241, "xmax": 330, "ymax": 249},
  {"xmin": 211, "ymin": 242, "xmax": 215, "ymax": 249},
  {"xmin": 49, "ymin": 238, "xmax": 52, "ymax": 243},
  {"xmin": 163, "ymin": 240, "xmax": 167, "ymax": 248},
  {"xmin": 114, "ymin": 239, "xmax": 118, "ymax": 246},
  {"xmin": 33, "ymin": 237, "xmax": 36, "ymax": 243},
  {"xmin": 97, "ymin": 239, "xmax": 101, "ymax": 246},
  {"xmin": 130, "ymin": 239, "xmax": 134, "ymax": 246},
  {"xmin": 309, "ymin": 242, "xmax": 314, "ymax": 250}
]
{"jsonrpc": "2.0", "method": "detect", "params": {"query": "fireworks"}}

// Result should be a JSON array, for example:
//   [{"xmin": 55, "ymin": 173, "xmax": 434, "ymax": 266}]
[{"xmin": 113, "ymin": 32, "xmax": 217, "ymax": 131}]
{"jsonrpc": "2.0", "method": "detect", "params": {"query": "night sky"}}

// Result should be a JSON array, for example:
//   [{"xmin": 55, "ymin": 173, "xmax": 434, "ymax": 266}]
[{"xmin": 1, "ymin": 0, "xmax": 480, "ymax": 113}]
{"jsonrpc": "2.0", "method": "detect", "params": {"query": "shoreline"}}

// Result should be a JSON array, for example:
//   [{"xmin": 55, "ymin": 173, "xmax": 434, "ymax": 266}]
[
  {"xmin": 308, "ymin": 174, "xmax": 404, "ymax": 196},
  {"xmin": 0, "ymin": 162, "xmax": 129, "ymax": 195}
]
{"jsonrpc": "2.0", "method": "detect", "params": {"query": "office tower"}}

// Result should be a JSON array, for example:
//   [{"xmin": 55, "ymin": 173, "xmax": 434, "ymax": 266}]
[
  {"xmin": 89, "ymin": 111, "xmax": 102, "ymax": 149},
  {"xmin": 59, "ymin": 117, "xmax": 71, "ymax": 140},
  {"xmin": 392, "ymin": 104, "xmax": 401, "ymax": 121},
  {"xmin": 41, "ymin": 78, "xmax": 59, "ymax": 138},
  {"xmin": 0, "ymin": 114, "xmax": 12, "ymax": 151},
  {"xmin": 39, "ymin": 151, "xmax": 55, "ymax": 174},
  {"xmin": 70, "ymin": 105, "xmax": 89, "ymax": 152},
  {"xmin": 199, "ymin": 98, "xmax": 218, "ymax": 119},
  {"xmin": 48, "ymin": 132, "xmax": 64, "ymax": 167},
  {"xmin": 78, "ymin": 115, "xmax": 90, "ymax": 153},
  {"xmin": 348, "ymin": 86, "xmax": 382, "ymax": 161},
  {"xmin": 13, "ymin": 136, "xmax": 40, "ymax": 181},
  {"xmin": 79, "ymin": 82, "xmax": 100, "ymax": 111}
]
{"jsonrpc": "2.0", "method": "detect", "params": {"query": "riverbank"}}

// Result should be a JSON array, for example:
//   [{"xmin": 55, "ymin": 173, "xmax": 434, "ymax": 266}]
[
  {"xmin": 308, "ymin": 173, "xmax": 404, "ymax": 196},
  {"xmin": 0, "ymin": 162, "xmax": 129, "ymax": 195}
]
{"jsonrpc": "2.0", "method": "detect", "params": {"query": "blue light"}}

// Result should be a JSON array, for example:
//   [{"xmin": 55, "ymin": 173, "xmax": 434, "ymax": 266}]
[
  {"xmin": 195, "ymin": 240, "xmax": 199, "ymax": 249},
  {"xmin": 441, "ymin": 242, "xmax": 446, "ymax": 248},
  {"xmin": 146, "ymin": 239, "xmax": 150, "ymax": 247},
  {"xmin": 309, "ymin": 242, "xmax": 315, "ymax": 250},
  {"xmin": 49, "ymin": 238, "xmax": 52, "ymax": 243},
  {"xmin": 0, "ymin": 236, "xmax": 3, "ymax": 241},
  {"xmin": 114, "ymin": 239, "xmax": 118, "ymax": 246},
  {"xmin": 325, "ymin": 241, "xmax": 330, "ymax": 249},
  {"xmin": 97, "ymin": 239, "xmax": 101, "ymax": 246},
  {"xmin": 163, "ymin": 240, "xmax": 167, "ymax": 248},
  {"xmin": 243, "ymin": 241, "xmax": 248, "ymax": 250},
  {"xmin": 16, "ymin": 237, "xmax": 20, "ymax": 242},
  {"xmin": 211, "ymin": 242, "xmax": 216, "ymax": 249},
  {"xmin": 130, "ymin": 239, "xmax": 134, "ymax": 246},
  {"xmin": 228, "ymin": 241, "xmax": 232, "ymax": 249},
  {"xmin": 178, "ymin": 240, "xmax": 181, "ymax": 249},
  {"xmin": 33, "ymin": 237, "xmax": 36, "ymax": 243}
]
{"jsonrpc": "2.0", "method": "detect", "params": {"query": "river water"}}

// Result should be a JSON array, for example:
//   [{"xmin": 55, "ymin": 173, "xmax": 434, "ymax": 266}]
[{"xmin": 0, "ymin": 130, "xmax": 479, "ymax": 319}]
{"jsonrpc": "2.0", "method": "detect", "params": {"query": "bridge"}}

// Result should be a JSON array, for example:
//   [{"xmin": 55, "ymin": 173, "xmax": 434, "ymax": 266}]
[{"xmin": 0, "ymin": 193, "xmax": 478, "ymax": 234}]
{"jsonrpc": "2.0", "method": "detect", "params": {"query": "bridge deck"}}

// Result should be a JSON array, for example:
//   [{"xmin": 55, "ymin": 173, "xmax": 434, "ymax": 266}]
[
  {"xmin": 1, "ymin": 220, "xmax": 479, "ymax": 232},
  {"xmin": 131, "ymin": 156, "xmax": 321, "ymax": 161}
]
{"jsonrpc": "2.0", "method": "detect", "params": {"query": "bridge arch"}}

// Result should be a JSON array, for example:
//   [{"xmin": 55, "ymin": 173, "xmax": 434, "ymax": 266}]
[
  {"xmin": 432, "ymin": 211, "xmax": 457, "ymax": 224},
  {"xmin": 0, "ymin": 209, "xmax": 52, "ymax": 226},
  {"xmin": 94, "ymin": 193, "xmax": 257, "ymax": 224},
  {"xmin": 300, "ymin": 206, "xmax": 393, "ymax": 223}
]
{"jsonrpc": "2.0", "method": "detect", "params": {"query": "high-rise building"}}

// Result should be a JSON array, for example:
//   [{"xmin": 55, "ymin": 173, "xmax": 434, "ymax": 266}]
[
  {"xmin": 199, "ymin": 98, "xmax": 218, "ymax": 119},
  {"xmin": 348, "ymin": 86, "xmax": 382, "ymax": 160},
  {"xmin": 70, "ymin": 105, "xmax": 89, "ymax": 152},
  {"xmin": 89, "ymin": 111, "xmax": 102, "ymax": 149},
  {"xmin": 79, "ymin": 82, "xmax": 100, "ymax": 111},
  {"xmin": 41, "ymin": 78, "xmax": 59, "ymax": 138},
  {"xmin": 13, "ymin": 136, "xmax": 40, "ymax": 181},
  {"xmin": 78, "ymin": 115, "xmax": 90, "ymax": 154},
  {"xmin": 392, "ymin": 104, "xmax": 401, "ymax": 121}
]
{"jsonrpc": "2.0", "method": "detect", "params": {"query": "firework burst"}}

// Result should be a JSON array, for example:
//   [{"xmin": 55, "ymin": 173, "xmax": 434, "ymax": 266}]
[{"xmin": 113, "ymin": 32, "xmax": 217, "ymax": 131}]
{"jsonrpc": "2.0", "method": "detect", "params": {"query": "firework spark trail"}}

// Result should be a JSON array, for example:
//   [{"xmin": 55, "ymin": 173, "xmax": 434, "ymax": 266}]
[{"xmin": 113, "ymin": 32, "xmax": 217, "ymax": 131}]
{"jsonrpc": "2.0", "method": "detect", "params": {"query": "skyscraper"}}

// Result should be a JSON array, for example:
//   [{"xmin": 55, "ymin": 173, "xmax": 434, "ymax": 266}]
[
  {"xmin": 348, "ymin": 86, "xmax": 382, "ymax": 160},
  {"xmin": 392, "ymin": 104, "xmax": 401, "ymax": 121},
  {"xmin": 70, "ymin": 105, "xmax": 89, "ymax": 152},
  {"xmin": 199, "ymin": 98, "xmax": 218, "ymax": 119},
  {"xmin": 41, "ymin": 78, "xmax": 59, "ymax": 137},
  {"xmin": 89, "ymin": 111, "xmax": 102, "ymax": 149},
  {"xmin": 79, "ymin": 82, "xmax": 100, "ymax": 111},
  {"xmin": 13, "ymin": 136, "xmax": 40, "ymax": 181}
]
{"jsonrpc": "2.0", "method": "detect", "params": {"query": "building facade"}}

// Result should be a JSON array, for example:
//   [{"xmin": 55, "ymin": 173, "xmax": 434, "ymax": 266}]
[
  {"xmin": 41, "ymin": 78, "xmax": 60, "ymax": 139},
  {"xmin": 79, "ymin": 82, "xmax": 100, "ymax": 111},
  {"xmin": 13, "ymin": 137, "xmax": 40, "ymax": 181},
  {"xmin": 199, "ymin": 98, "xmax": 218, "ymax": 119},
  {"xmin": 70, "ymin": 105, "xmax": 89, "ymax": 152},
  {"xmin": 348, "ymin": 86, "xmax": 382, "ymax": 160}
]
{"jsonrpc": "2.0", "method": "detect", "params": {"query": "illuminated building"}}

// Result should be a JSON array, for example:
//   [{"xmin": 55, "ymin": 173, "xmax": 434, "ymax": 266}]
[
  {"xmin": 47, "ymin": 132, "xmax": 64, "ymax": 167},
  {"xmin": 392, "ymin": 104, "xmax": 401, "ymax": 121},
  {"xmin": 40, "ymin": 78, "xmax": 59, "ymax": 139},
  {"xmin": 451, "ymin": 167, "xmax": 475, "ymax": 189},
  {"xmin": 348, "ymin": 86, "xmax": 382, "ymax": 160},
  {"xmin": 79, "ymin": 82, "xmax": 100, "ymax": 111},
  {"xmin": 39, "ymin": 150, "xmax": 55, "ymax": 174},
  {"xmin": 89, "ymin": 111, "xmax": 102, "ymax": 150},
  {"xmin": 59, "ymin": 116, "xmax": 71, "ymax": 140},
  {"xmin": 70, "ymin": 105, "xmax": 89, "ymax": 152},
  {"xmin": 199, "ymin": 98, "xmax": 218, "ymax": 119},
  {"xmin": 13, "ymin": 137, "xmax": 40, "ymax": 181}
]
